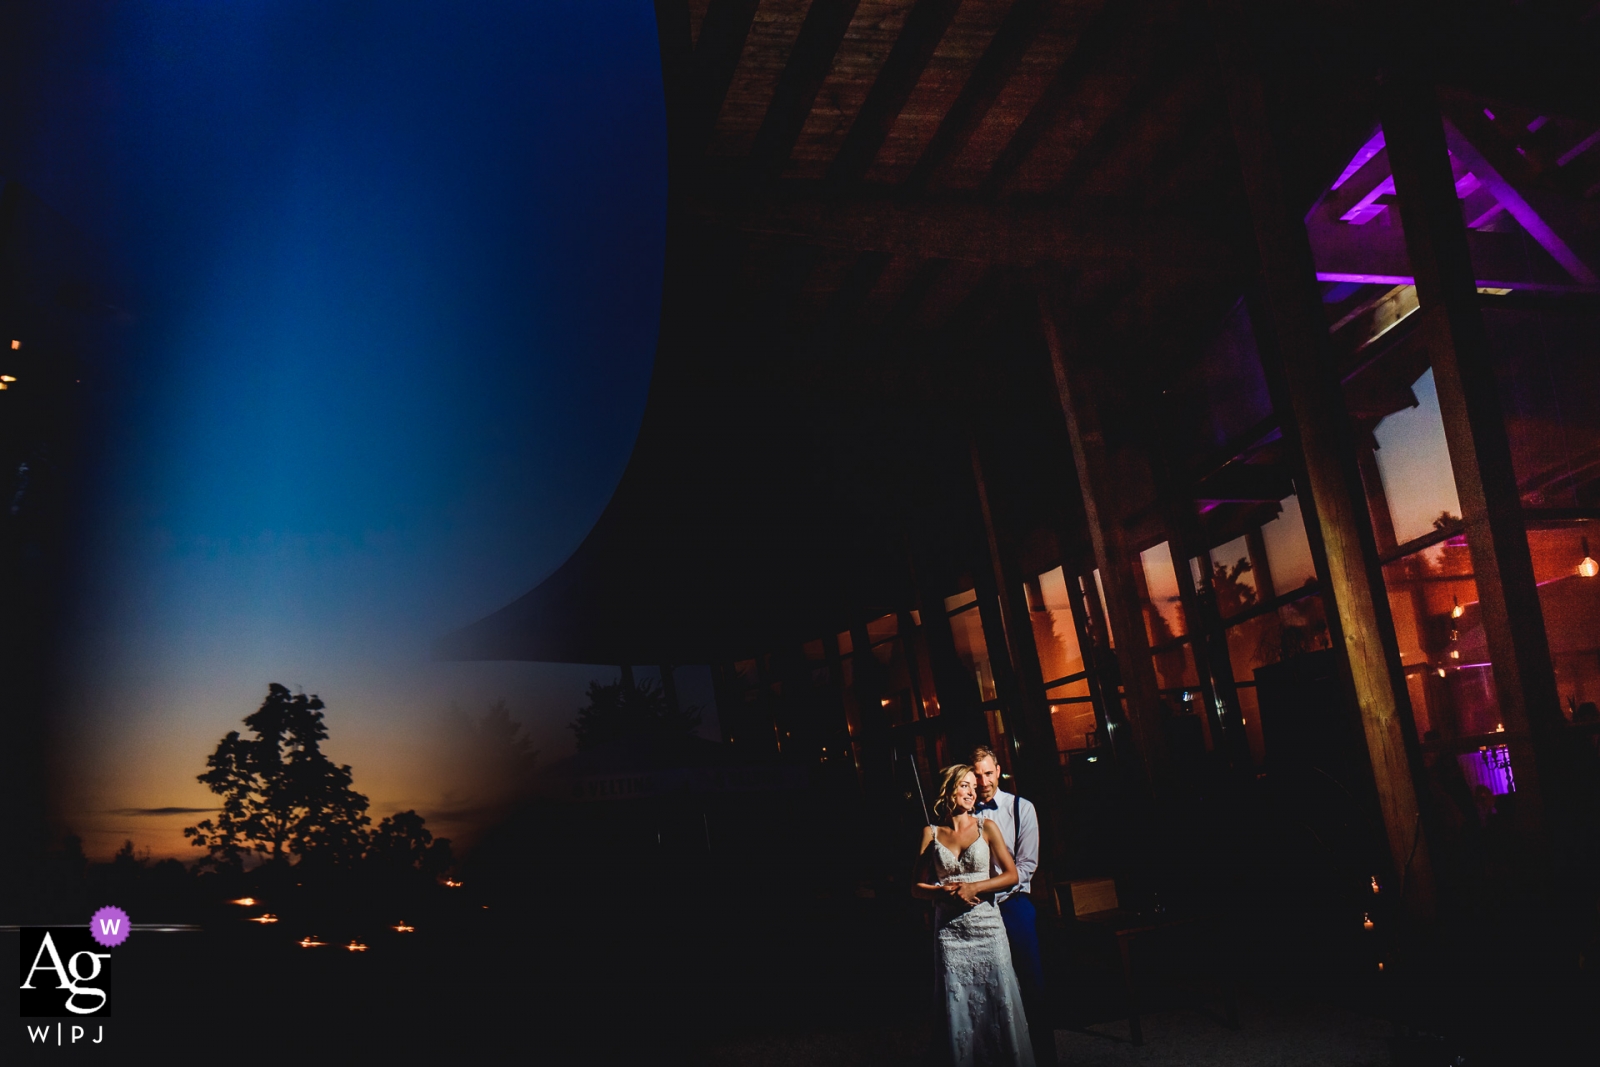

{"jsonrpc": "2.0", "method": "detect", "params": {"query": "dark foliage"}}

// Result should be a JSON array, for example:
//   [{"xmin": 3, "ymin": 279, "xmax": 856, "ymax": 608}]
[
  {"xmin": 569, "ymin": 677, "xmax": 701, "ymax": 751},
  {"xmin": 368, "ymin": 809, "xmax": 452, "ymax": 880},
  {"xmin": 183, "ymin": 683, "xmax": 371, "ymax": 870}
]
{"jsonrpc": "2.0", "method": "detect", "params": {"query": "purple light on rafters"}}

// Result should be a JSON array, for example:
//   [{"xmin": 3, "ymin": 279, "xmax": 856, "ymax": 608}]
[
  {"xmin": 1482, "ymin": 108, "xmax": 1496, "ymax": 121},
  {"xmin": 1526, "ymin": 116, "xmax": 1547, "ymax": 132},
  {"xmin": 1557, "ymin": 129, "xmax": 1600, "ymax": 168},
  {"xmin": 1314, "ymin": 272, "xmax": 1598, "ymax": 294},
  {"xmin": 1445, "ymin": 121, "xmax": 1600, "ymax": 285},
  {"xmin": 1315, "ymin": 272, "xmax": 1414, "ymax": 286},
  {"xmin": 1331, "ymin": 130, "xmax": 1386, "ymax": 190},
  {"xmin": 1340, "ymin": 175, "xmax": 1395, "ymax": 224}
]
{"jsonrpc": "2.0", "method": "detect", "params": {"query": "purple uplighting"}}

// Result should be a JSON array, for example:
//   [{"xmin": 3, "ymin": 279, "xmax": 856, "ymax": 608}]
[
  {"xmin": 1458, "ymin": 745, "xmax": 1516, "ymax": 795},
  {"xmin": 1331, "ymin": 130, "xmax": 1386, "ymax": 190}
]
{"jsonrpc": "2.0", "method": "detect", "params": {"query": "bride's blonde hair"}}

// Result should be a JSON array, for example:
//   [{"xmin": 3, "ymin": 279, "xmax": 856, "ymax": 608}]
[{"xmin": 932, "ymin": 763, "xmax": 975, "ymax": 822}]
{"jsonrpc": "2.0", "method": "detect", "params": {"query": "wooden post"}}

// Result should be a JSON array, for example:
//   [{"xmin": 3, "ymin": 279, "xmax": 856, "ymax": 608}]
[
  {"xmin": 1038, "ymin": 295, "xmax": 1170, "ymax": 789},
  {"xmin": 969, "ymin": 439, "xmax": 1071, "ymax": 874},
  {"xmin": 910, "ymin": 551, "xmax": 988, "ymax": 749},
  {"xmin": 1380, "ymin": 70, "xmax": 1558, "ymax": 838},
  {"xmin": 1210, "ymin": 1, "xmax": 1436, "ymax": 917}
]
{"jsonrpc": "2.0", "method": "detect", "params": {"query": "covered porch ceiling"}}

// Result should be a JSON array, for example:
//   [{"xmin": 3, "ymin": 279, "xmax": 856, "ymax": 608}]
[{"xmin": 436, "ymin": 0, "xmax": 1600, "ymax": 666}]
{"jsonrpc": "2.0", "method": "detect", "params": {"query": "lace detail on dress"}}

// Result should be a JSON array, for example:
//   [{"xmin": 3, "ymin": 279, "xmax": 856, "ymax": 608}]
[{"xmin": 928, "ymin": 825, "xmax": 1035, "ymax": 1067}]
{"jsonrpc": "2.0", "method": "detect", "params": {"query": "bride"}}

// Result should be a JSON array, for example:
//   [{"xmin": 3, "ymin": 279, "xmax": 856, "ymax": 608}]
[{"xmin": 914, "ymin": 763, "xmax": 1036, "ymax": 1067}]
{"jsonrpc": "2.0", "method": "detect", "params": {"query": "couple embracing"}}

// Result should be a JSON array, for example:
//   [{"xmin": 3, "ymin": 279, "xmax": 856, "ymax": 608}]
[{"xmin": 914, "ymin": 746, "xmax": 1053, "ymax": 1067}]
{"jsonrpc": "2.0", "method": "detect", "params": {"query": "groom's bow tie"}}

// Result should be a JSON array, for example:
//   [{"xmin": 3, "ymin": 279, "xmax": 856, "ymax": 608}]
[{"xmin": 974, "ymin": 799, "xmax": 999, "ymax": 811}]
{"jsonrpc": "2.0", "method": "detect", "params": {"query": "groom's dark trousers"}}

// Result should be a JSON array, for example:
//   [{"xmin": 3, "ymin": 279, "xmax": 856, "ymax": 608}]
[{"xmin": 999, "ymin": 893, "xmax": 1054, "ymax": 1065}]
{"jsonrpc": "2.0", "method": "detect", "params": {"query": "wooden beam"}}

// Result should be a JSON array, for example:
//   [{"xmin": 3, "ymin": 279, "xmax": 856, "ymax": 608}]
[
  {"xmin": 902, "ymin": 0, "xmax": 1061, "ymax": 196},
  {"xmin": 979, "ymin": 1, "xmax": 1135, "ymax": 198},
  {"xmin": 1039, "ymin": 293, "xmax": 1170, "ymax": 788},
  {"xmin": 1210, "ymin": 0, "xmax": 1436, "ymax": 919},
  {"xmin": 824, "ymin": 0, "xmax": 965, "ymax": 191},
  {"xmin": 748, "ymin": 0, "xmax": 864, "ymax": 180},
  {"xmin": 681, "ymin": 0, "xmax": 764, "ymax": 158},
  {"xmin": 687, "ymin": 185, "xmax": 1231, "ymax": 265},
  {"xmin": 1048, "ymin": 25, "xmax": 1196, "ymax": 201},
  {"xmin": 1381, "ymin": 66, "xmax": 1562, "ymax": 843}
]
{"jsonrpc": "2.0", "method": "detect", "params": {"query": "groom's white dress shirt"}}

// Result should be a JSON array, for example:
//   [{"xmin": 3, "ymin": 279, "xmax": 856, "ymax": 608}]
[{"xmin": 973, "ymin": 789, "xmax": 1037, "ymax": 904}]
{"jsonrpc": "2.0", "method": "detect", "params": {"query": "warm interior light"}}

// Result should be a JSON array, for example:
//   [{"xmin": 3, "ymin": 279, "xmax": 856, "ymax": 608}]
[
  {"xmin": 9, "ymin": 340, "xmax": 18, "ymax": 350},
  {"xmin": 1362, "ymin": 913, "xmax": 1374, "ymax": 930},
  {"xmin": 1450, "ymin": 650, "xmax": 1461, "ymax": 660},
  {"xmin": 880, "ymin": 698, "xmax": 891, "ymax": 707},
  {"xmin": 1370, "ymin": 876, "xmax": 1381, "ymax": 894},
  {"xmin": 230, "ymin": 897, "xmax": 257, "ymax": 906},
  {"xmin": 1579, "ymin": 537, "xmax": 1599, "ymax": 578},
  {"xmin": 0, "ymin": 375, "xmax": 14, "ymax": 382},
  {"xmin": 1450, "ymin": 597, "xmax": 1464, "ymax": 619},
  {"xmin": 1437, "ymin": 668, "xmax": 1447, "ymax": 678}
]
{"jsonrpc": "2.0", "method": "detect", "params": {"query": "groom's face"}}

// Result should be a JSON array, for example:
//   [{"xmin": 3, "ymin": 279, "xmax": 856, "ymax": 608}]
[{"xmin": 972, "ymin": 757, "xmax": 1000, "ymax": 803}]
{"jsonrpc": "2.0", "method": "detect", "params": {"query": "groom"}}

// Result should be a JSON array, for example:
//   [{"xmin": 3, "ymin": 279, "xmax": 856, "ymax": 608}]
[{"xmin": 971, "ymin": 745, "xmax": 1055, "ymax": 1065}]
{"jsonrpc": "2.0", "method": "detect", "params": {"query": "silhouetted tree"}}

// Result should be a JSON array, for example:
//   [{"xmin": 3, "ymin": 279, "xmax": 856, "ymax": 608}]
[
  {"xmin": 439, "ymin": 700, "xmax": 540, "ymax": 823},
  {"xmin": 183, "ymin": 683, "xmax": 371, "ymax": 871},
  {"xmin": 1211, "ymin": 556, "xmax": 1256, "ymax": 617},
  {"xmin": 570, "ymin": 677, "xmax": 700, "ymax": 751},
  {"xmin": 367, "ymin": 809, "xmax": 452, "ymax": 880}
]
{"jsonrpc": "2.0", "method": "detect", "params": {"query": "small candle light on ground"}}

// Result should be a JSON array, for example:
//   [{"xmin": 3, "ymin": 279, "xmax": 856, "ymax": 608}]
[
  {"xmin": 298, "ymin": 936, "xmax": 326, "ymax": 948},
  {"xmin": 1362, "ymin": 913, "xmax": 1374, "ymax": 930},
  {"xmin": 249, "ymin": 913, "xmax": 279, "ymax": 924},
  {"xmin": 345, "ymin": 940, "xmax": 368, "ymax": 952},
  {"xmin": 230, "ymin": 897, "xmax": 257, "ymax": 906},
  {"xmin": 393, "ymin": 922, "xmax": 415, "ymax": 933}
]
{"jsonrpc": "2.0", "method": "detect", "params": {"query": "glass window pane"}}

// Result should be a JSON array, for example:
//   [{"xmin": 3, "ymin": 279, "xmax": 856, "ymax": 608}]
[
  {"xmin": 1485, "ymin": 307, "xmax": 1600, "ymax": 509},
  {"xmin": 871, "ymin": 635, "xmax": 915, "ymax": 725},
  {"xmin": 949, "ymin": 603, "xmax": 997, "ymax": 702},
  {"xmin": 1261, "ymin": 494, "xmax": 1318, "ymax": 594},
  {"xmin": 1153, "ymin": 640, "xmax": 1200, "ymax": 692},
  {"xmin": 1526, "ymin": 525, "xmax": 1600, "ymax": 717},
  {"xmin": 1383, "ymin": 539, "xmax": 1502, "ymax": 740},
  {"xmin": 1209, "ymin": 535, "xmax": 1259, "ymax": 618},
  {"xmin": 1045, "ymin": 677, "xmax": 1091, "ymax": 702},
  {"xmin": 1138, "ymin": 542, "xmax": 1187, "ymax": 641},
  {"xmin": 1092, "ymin": 570, "xmax": 1113, "ymax": 648},
  {"xmin": 945, "ymin": 589, "xmax": 978, "ymax": 613},
  {"xmin": 910, "ymin": 620, "xmax": 941, "ymax": 718},
  {"xmin": 1225, "ymin": 594, "xmax": 1332, "ymax": 682},
  {"xmin": 1030, "ymin": 566, "xmax": 1085, "ymax": 684},
  {"xmin": 1372, "ymin": 368, "xmax": 1464, "ymax": 545},
  {"xmin": 837, "ymin": 630, "xmax": 853, "ymax": 656},
  {"xmin": 1050, "ymin": 703, "xmax": 1100, "ymax": 753},
  {"xmin": 867, "ymin": 613, "xmax": 898, "ymax": 643}
]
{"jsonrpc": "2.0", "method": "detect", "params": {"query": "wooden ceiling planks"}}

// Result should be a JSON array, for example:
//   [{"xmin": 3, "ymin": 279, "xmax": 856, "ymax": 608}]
[
  {"xmin": 788, "ymin": 1, "xmax": 918, "ymax": 178},
  {"xmin": 862, "ymin": 0, "xmax": 1017, "ymax": 186},
  {"xmin": 710, "ymin": 0, "xmax": 817, "ymax": 159},
  {"xmin": 941, "ymin": 0, "xmax": 1111, "ymax": 191}
]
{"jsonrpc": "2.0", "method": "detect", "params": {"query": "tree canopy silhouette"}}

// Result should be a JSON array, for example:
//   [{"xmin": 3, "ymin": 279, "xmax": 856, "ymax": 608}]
[
  {"xmin": 367, "ymin": 809, "xmax": 452, "ymax": 880},
  {"xmin": 570, "ymin": 677, "xmax": 701, "ymax": 751},
  {"xmin": 184, "ymin": 683, "xmax": 371, "ymax": 870}
]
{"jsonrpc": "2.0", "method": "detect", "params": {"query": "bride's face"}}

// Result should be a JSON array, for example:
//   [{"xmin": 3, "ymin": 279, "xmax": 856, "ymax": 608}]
[{"xmin": 952, "ymin": 772, "xmax": 977, "ymax": 814}]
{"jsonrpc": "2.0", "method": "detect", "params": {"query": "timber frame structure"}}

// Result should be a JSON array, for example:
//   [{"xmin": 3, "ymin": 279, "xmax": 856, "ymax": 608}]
[{"xmin": 441, "ymin": 0, "xmax": 1600, "ymax": 928}]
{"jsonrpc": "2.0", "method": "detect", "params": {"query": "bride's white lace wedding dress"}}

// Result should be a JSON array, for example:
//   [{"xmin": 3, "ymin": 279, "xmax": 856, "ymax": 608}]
[{"xmin": 931, "ymin": 829, "xmax": 1036, "ymax": 1067}]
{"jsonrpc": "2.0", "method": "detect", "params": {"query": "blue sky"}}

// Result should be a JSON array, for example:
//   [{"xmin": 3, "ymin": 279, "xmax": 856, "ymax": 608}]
[{"xmin": 2, "ymin": 2, "xmax": 672, "ymax": 857}]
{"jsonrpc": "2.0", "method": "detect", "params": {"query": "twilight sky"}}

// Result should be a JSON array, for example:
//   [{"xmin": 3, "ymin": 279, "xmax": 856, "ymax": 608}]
[{"xmin": 1, "ymin": 2, "xmax": 675, "ymax": 858}]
